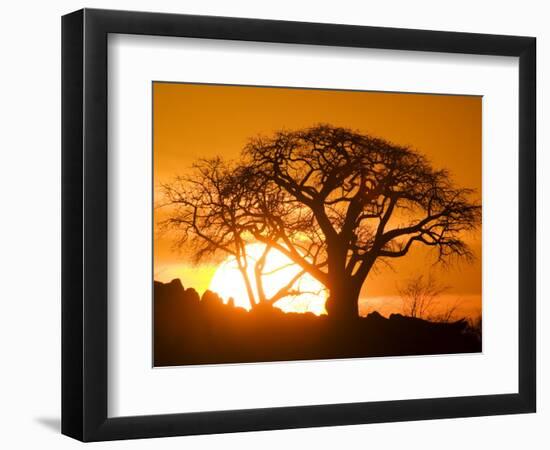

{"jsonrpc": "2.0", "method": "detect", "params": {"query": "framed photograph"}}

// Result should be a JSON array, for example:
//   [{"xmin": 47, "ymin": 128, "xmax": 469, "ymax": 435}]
[{"xmin": 62, "ymin": 8, "xmax": 536, "ymax": 441}]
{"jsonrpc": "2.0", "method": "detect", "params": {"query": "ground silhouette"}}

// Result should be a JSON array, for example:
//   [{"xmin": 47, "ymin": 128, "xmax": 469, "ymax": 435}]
[{"xmin": 154, "ymin": 279, "xmax": 481, "ymax": 366}]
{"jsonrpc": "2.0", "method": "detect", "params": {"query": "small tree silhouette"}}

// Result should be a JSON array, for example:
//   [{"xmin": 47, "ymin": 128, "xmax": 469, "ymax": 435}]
[
  {"xmin": 162, "ymin": 124, "xmax": 481, "ymax": 321},
  {"xmin": 398, "ymin": 275, "xmax": 448, "ymax": 320}
]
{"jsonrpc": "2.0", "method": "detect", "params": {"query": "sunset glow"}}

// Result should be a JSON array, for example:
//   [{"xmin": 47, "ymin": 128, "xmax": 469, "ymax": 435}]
[
  {"xmin": 153, "ymin": 83, "xmax": 483, "ymax": 367},
  {"xmin": 153, "ymin": 83, "xmax": 482, "ymax": 319},
  {"xmin": 209, "ymin": 243, "xmax": 327, "ymax": 315}
]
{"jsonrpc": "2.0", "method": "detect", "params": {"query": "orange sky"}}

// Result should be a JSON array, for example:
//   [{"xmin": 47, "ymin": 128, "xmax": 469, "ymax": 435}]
[{"xmin": 153, "ymin": 82, "xmax": 482, "ymax": 318}]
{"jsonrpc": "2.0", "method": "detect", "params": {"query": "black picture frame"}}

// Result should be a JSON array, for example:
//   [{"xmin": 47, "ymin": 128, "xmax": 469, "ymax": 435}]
[{"xmin": 62, "ymin": 8, "xmax": 536, "ymax": 442}]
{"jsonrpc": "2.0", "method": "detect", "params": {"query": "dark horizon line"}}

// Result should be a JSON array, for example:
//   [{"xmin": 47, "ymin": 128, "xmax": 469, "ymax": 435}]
[{"xmin": 153, "ymin": 278, "xmax": 481, "ymax": 320}]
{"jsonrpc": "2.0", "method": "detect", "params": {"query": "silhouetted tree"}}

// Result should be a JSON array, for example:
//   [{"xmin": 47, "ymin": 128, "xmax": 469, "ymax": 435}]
[
  {"xmin": 398, "ymin": 274, "xmax": 448, "ymax": 320},
  {"xmin": 163, "ymin": 124, "xmax": 481, "ymax": 322}
]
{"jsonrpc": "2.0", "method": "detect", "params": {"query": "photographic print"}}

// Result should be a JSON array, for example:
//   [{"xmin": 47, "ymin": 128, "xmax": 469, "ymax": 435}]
[{"xmin": 153, "ymin": 82, "xmax": 482, "ymax": 367}]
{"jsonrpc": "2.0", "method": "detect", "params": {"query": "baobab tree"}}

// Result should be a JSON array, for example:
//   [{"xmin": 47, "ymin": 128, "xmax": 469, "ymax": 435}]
[{"xmin": 163, "ymin": 124, "xmax": 481, "ymax": 322}]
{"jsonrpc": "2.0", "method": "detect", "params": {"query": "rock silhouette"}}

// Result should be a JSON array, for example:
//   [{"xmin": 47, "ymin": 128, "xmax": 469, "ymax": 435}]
[{"xmin": 154, "ymin": 279, "xmax": 481, "ymax": 367}]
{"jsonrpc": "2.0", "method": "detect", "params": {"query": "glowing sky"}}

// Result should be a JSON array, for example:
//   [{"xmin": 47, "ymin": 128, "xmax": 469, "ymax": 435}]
[{"xmin": 153, "ymin": 82, "xmax": 482, "ymax": 318}]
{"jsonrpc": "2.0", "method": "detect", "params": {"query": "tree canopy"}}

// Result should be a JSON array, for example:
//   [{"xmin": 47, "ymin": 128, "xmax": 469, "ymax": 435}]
[{"xmin": 162, "ymin": 125, "xmax": 481, "ymax": 321}]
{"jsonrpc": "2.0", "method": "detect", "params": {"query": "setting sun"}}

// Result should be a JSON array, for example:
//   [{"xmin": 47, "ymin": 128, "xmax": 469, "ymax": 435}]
[{"xmin": 208, "ymin": 243, "xmax": 327, "ymax": 315}]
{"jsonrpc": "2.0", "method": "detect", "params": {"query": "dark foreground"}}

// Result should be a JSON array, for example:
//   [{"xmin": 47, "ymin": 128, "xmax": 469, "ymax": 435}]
[{"xmin": 154, "ymin": 279, "xmax": 481, "ymax": 367}]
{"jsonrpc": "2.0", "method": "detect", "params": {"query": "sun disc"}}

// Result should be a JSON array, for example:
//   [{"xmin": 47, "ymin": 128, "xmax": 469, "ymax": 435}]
[{"xmin": 208, "ymin": 243, "xmax": 327, "ymax": 315}]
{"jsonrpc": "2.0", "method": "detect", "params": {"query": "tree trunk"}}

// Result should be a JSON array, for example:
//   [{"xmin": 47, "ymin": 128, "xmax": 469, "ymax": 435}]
[
  {"xmin": 324, "ymin": 242, "xmax": 362, "ymax": 321},
  {"xmin": 325, "ymin": 276, "xmax": 361, "ymax": 322}
]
